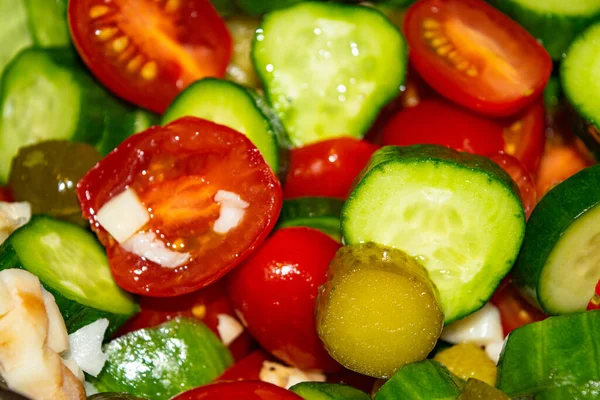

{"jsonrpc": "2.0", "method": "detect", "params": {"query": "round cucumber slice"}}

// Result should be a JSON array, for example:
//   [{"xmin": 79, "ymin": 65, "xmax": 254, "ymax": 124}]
[
  {"xmin": 276, "ymin": 197, "xmax": 344, "ymax": 241},
  {"xmin": 342, "ymin": 145, "xmax": 525, "ymax": 323},
  {"xmin": 0, "ymin": 216, "xmax": 138, "ymax": 333},
  {"xmin": 513, "ymin": 164, "xmax": 600, "ymax": 314}
]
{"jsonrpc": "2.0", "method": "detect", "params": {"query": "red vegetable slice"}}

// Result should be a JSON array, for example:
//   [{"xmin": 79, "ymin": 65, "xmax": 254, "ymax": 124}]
[
  {"xmin": 77, "ymin": 117, "xmax": 282, "ymax": 297},
  {"xmin": 490, "ymin": 154, "xmax": 537, "ymax": 220},
  {"xmin": 404, "ymin": 0, "xmax": 552, "ymax": 116},
  {"xmin": 172, "ymin": 381, "xmax": 303, "ymax": 400},
  {"xmin": 68, "ymin": 0, "xmax": 231, "ymax": 113}
]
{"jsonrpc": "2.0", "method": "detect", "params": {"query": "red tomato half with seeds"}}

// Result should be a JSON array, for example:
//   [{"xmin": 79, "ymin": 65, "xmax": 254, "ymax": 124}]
[
  {"xmin": 491, "ymin": 279, "xmax": 547, "ymax": 334},
  {"xmin": 404, "ymin": 0, "xmax": 552, "ymax": 117},
  {"xmin": 172, "ymin": 381, "xmax": 303, "ymax": 400},
  {"xmin": 77, "ymin": 117, "xmax": 282, "ymax": 297},
  {"xmin": 489, "ymin": 154, "xmax": 537, "ymax": 220},
  {"xmin": 283, "ymin": 138, "xmax": 379, "ymax": 199},
  {"xmin": 382, "ymin": 98, "xmax": 505, "ymax": 155},
  {"xmin": 227, "ymin": 227, "xmax": 341, "ymax": 372},
  {"xmin": 68, "ymin": 0, "xmax": 232, "ymax": 113}
]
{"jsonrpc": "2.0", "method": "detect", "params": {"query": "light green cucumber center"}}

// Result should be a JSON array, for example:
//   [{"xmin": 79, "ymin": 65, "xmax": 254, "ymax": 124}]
[
  {"xmin": 343, "ymin": 161, "xmax": 524, "ymax": 322},
  {"xmin": 539, "ymin": 204, "xmax": 600, "ymax": 314},
  {"xmin": 518, "ymin": 0, "xmax": 600, "ymax": 15}
]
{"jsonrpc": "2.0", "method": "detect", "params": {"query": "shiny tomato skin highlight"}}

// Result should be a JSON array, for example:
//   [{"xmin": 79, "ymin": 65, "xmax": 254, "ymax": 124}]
[
  {"xmin": 382, "ymin": 98, "xmax": 505, "ymax": 155},
  {"xmin": 68, "ymin": 0, "xmax": 231, "ymax": 112},
  {"xmin": 77, "ymin": 117, "xmax": 282, "ymax": 297},
  {"xmin": 404, "ymin": 0, "xmax": 552, "ymax": 117},
  {"xmin": 502, "ymin": 99, "xmax": 546, "ymax": 175},
  {"xmin": 283, "ymin": 138, "xmax": 379, "ymax": 199},
  {"xmin": 490, "ymin": 154, "xmax": 537, "ymax": 220},
  {"xmin": 172, "ymin": 381, "xmax": 303, "ymax": 400},
  {"xmin": 227, "ymin": 227, "xmax": 342, "ymax": 372}
]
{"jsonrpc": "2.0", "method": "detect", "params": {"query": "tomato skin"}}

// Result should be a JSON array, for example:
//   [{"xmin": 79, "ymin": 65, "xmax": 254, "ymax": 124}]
[
  {"xmin": 227, "ymin": 227, "xmax": 341, "ymax": 372},
  {"xmin": 283, "ymin": 138, "xmax": 379, "ymax": 199},
  {"xmin": 502, "ymin": 100, "xmax": 546, "ymax": 175},
  {"xmin": 77, "ymin": 117, "xmax": 282, "ymax": 297},
  {"xmin": 115, "ymin": 280, "xmax": 254, "ymax": 361},
  {"xmin": 489, "ymin": 154, "xmax": 537, "ymax": 220},
  {"xmin": 0, "ymin": 186, "xmax": 12, "ymax": 202},
  {"xmin": 536, "ymin": 138, "xmax": 591, "ymax": 198},
  {"xmin": 382, "ymin": 98, "xmax": 505, "ymax": 155},
  {"xmin": 404, "ymin": 0, "xmax": 552, "ymax": 117},
  {"xmin": 172, "ymin": 381, "xmax": 303, "ymax": 400},
  {"xmin": 491, "ymin": 279, "xmax": 547, "ymax": 334},
  {"xmin": 217, "ymin": 350, "xmax": 271, "ymax": 382},
  {"xmin": 68, "ymin": 0, "xmax": 231, "ymax": 113}
]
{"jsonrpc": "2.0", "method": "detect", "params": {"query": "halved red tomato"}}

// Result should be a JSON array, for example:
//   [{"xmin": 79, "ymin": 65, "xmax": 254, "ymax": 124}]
[
  {"xmin": 172, "ymin": 381, "xmax": 303, "ymax": 400},
  {"xmin": 77, "ymin": 117, "xmax": 282, "ymax": 296},
  {"xmin": 404, "ymin": 0, "xmax": 552, "ymax": 117},
  {"xmin": 501, "ymin": 99, "xmax": 546, "ymax": 175},
  {"xmin": 491, "ymin": 279, "xmax": 547, "ymax": 334},
  {"xmin": 68, "ymin": 0, "xmax": 232, "ymax": 113},
  {"xmin": 489, "ymin": 154, "xmax": 537, "ymax": 220},
  {"xmin": 382, "ymin": 98, "xmax": 505, "ymax": 155}
]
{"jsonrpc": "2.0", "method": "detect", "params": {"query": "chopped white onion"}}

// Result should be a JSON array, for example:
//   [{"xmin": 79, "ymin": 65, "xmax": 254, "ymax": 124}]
[
  {"xmin": 441, "ymin": 303, "xmax": 504, "ymax": 346},
  {"xmin": 216, "ymin": 314, "xmax": 244, "ymax": 346},
  {"xmin": 95, "ymin": 188, "xmax": 149, "ymax": 243},
  {"xmin": 0, "ymin": 202, "xmax": 31, "ymax": 246},
  {"xmin": 485, "ymin": 336, "xmax": 508, "ymax": 365},
  {"xmin": 213, "ymin": 190, "xmax": 249, "ymax": 234},
  {"xmin": 66, "ymin": 319, "xmax": 109, "ymax": 377},
  {"xmin": 122, "ymin": 231, "xmax": 190, "ymax": 269},
  {"xmin": 259, "ymin": 361, "xmax": 325, "ymax": 390}
]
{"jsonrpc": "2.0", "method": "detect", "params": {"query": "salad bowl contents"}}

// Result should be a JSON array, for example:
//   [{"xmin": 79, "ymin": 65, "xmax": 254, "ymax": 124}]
[{"xmin": 0, "ymin": 0, "xmax": 599, "ymax": 399}]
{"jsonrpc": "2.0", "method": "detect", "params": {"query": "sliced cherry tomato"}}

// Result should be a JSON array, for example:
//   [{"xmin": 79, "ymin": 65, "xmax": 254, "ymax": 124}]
[
  {"xmin": 227, "ymin": 227, "xmax": 341, "ymax": 372},
  {"xmin": 68, "ymin": 0, "xmax": 231, "ymax": 113},
  {"xmin": 382, "ymin": 98, "xmax": 505, "ymax": 155},
  {"xmin": 404, "ymin": 0, "xmax": 552, "ymax": 117},
  {"xmin": 283, "ymin": 138, "xmax": 379, "ymax": 199},
  {"xmin": 587, "ymin": 280, "xmax": 600, "ymax": 311},
  {"xmin": 115, "ymin": 280, "xmax": 254, "ymax": 361},
  {"xmin": 489, "ymin": 154, "xmax": 537, "ymax": 220},
  {"xmin": 77, "ymin": 117, "xmax": 282, "ymax": 297},
  {"xmin": 536, "ymin": 138, "xmax": 591, "ymax": 198},
  {"xmin": 172, "ymin": 381, "xmax": 303, "ymax": 400},
  {"xmin": 502, "ymin": 99, "xmax": 546, "ymax": 175},
  {"xmin": 217, "ymin": 350, "xmax": 271, "ymax": 382},
  {"xmin": 491, "ymin": 279, "xmax": 547, "ymax": 334},
  {"xmin": 0, "ymin": 186, "xmax": 12, "ymax": 202}
]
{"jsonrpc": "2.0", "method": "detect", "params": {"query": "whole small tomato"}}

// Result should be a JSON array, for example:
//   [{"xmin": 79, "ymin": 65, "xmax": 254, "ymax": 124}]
[
  {"xmin": 217, "ymin": 350, "xmax": 271, "ymax": 382},
  {"xmin": 489, "ymin": 154, "xmax": 537, "ymax": 220},
  {"xmin": 116, "ymin": 280, "xmax": 253, "ymax": 361},
  {"xmin": 382, "ymin": 98, "xmax": 505, "ymax": 156},
  {"xmin": 283, "ymin": 138, "xmax": 379, "ymax": 199},
  {"xmin": 172, "ymin": 381, "xmax": 303, "ymax": 400},
  {"xmin": 227, "ymin": 227, "xmax": 341, "ymax": 372}
]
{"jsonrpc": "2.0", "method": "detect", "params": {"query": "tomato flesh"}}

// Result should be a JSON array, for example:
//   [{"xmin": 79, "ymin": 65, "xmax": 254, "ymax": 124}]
[
  {"xmin": 491, "ymin": 279, "xmax": 547, "ymax": 335},
  {"xmin": 382, "ymin": 98, "xmax": 505, "ymax": 155},
  {"xmin": 68, "ymin": 0, "xmax": 231, "ymax": 112},
  {"xmin": 283, "ymin": 138, "xmax": 379, "ymax": 199},
  {"xmin": 227, "ymin": 227, "xmax": 341, "ymax": 372},
  {"xmin": 404, "ymin": 0, "xmax": 552, "ymax": 116},
  {"xmin": 490, "ymin": 154, "xmax": 537, "ymax": 220},
  {"xmin": 502, "ymin": 100, "xmax": 546, "ymax": 175},
  {"xmin": 172, "ymin": 381, "xmax": 303, "ymax": 400},
  {"xmin": 77, "ymin": 117, "xmax": 282, "ymax": 297}
]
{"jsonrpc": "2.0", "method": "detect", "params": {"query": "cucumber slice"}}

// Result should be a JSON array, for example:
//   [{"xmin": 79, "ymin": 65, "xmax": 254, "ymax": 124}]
[
  {"xmin": 374, "ymin": 360, "xmax": 462, "ymax": 400},
  {"xmin": 497, "ymin": 311, "xmax": 600, "ymax": 398},
  {"xmin": 0, "ymin": 0, "xmax": 32, "ymax": 77},
  {"xmin": 277, "ymin": 197, "xmax": 344, "ymax": 241},
  {"xmin": 96, "ymin": 108, "xmax": 159, "ymax": 156},
  {"xmin": 90, "ymin": 318, "xmax": 233, "ymax": 400},
  {"xmin": 0, "ymin": 47, "xmax": 152, "ymax": 182},
  {"xmin": 234, "ymin": 0, "xmax": 319, "ymax": 15},
  {"xmin": 290, "ymin": 382, "xmax": 370, "ymax": 400},
  {"xmin": 0, "ymin": 216, "xmax": 138, "ymax": 334},
  {"xmin": 562, "ymin": 22, "xmax": 600, "ymax": 160},
  {"xmin": 489, "ymin": 0, "xmax": 600, "ymax": 60},
  {"xmin": 342, "ymin": 145, "xmax": 525, "ymax": 323},
  {"xmin": 513, "ymin": 164, "xmax": 600, "ymax": 314},
  {"xmin": 162, "ymin": 78, "xmax": 281, "ymax": 172},
  {"xmin": 253, "ymin": 2, "xmax": 406, "ymax": 147},
  {"xmin": 24, "ymin": 0, "xmax": 70, "ymax": 46}
]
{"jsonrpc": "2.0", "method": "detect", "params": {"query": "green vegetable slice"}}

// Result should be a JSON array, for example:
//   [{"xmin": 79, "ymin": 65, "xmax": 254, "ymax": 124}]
[
  {"xmin": 277, "ymin": 197, "xmax": 344, "ymax": 241},
  {"xmin": 342, "ymin": 145, "xmax": 525, "ymax": 322},
  {"xmin": 290, "ymin": 382, "xmax": 371, "ymax": 400},
  {"xmin": 0, "ymin": 216, "xmax": 138, "ymax": 334},
  {"xmin": 374, "ymin": 360, "xmax": 462, "ymax": 400},
  {"xmin": 90, "ymin": 318, "xmax": 233, "ymax": 400},
  {"xmin": 0, "ymin": 0, "xmax": 32, "ymax": 78},
  {"xmin": 24, "ymin": 0, "xmax": 70, "ymax": 46},
  {"xmin": 253, "ymin": 2, "xmax": 406, "ymax": 146},
  {"xmin": 497, "ymin": 311, "xmax": 600, "ymax": 398}
]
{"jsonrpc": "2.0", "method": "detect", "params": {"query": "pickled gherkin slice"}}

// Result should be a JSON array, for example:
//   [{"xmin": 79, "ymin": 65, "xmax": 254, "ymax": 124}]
[{"xmin": 316, "ymin": 242, "xmax": 444, "ymax": 379}]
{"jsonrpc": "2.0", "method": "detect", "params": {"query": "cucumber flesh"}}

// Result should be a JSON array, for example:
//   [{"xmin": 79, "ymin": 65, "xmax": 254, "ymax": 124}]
[
  {"xmin": 24, "ymin": 0, "xmax": 70, "ymax": 46},
  {"xmin": 289, "ymin": 382, "xmax": 370, "ymax": 400},
  {"xmin": 489, "ymin": 0, "xmax": 600, "ymax": 60},
  {"xmin": 253, "ymin": 2, "xmax": 406, "ymax": 147},
  {"xmin": 514, "ymin": 164, "xmax": 600, "ymax": 314},
  {"xmin": 91, "ymin": 318, "xmax": 233, "ymax": 400},
  {"xmin": 0, "ymin": 0, "xmax": 32, "ymax": 78},
  {"xmin": 0, "ymin": 216, "xmax": 138, "ymax": 334},
  {"xmin": 497, "ymin": 311, "xmax": 600, "ymax": 398},
  {"xmin": 162, "ymin": 78, "xmax": 280, "ymax": 172},
  {"xmin": 342, "ymin": 145, "xmax": 525, "ymax": 323}
]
